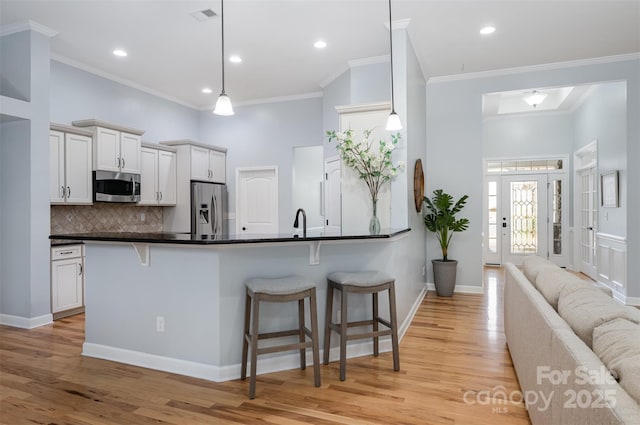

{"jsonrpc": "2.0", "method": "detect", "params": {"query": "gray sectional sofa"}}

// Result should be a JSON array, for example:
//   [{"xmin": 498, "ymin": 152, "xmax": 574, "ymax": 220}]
[{"xmin": 504, "ymin": 257, "xmax": 640, "ymax": 424}]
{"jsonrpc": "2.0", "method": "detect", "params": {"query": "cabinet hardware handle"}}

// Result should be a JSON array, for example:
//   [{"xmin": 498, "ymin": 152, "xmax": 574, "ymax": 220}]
[
  {"xmin": 117, "ymin": 157, "xmax": 121, "ymax": 168},
  {"xmin": 122, "ymin": 158, "xmax": 125, "ymax": 168},
  {"xmin": 60, "ymin": 186, "xmax": 65, "ymax": 199},
  {"xmin": 156, "ymin": 191, "xmax": 159, "ymax": 201},
  {"xmin": 67, "ymin": 186, "xmax": 71, "ymax": 198},
  {"xmin": 60, "ymin": 251, "xmax": 73, "ymax": 255},
  {"xmin": 159, "ymin": 192, "xmax": 163, "ymax": 201},
  {"xmin": 79, "ymin": 263, "xmax": 83, "ymax": 275}
]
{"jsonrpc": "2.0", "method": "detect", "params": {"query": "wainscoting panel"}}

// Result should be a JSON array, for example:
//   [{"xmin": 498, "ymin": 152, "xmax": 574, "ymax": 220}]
[{"xmin": 596, "ymin": 233, "xmax": 629, "ymax": 303}]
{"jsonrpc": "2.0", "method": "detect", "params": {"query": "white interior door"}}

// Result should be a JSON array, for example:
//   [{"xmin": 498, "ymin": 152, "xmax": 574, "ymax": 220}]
[
  {"xmin": 579, "ymin": 167, "xmax": 598, "ymax": 279},
  {"xmin": 236, "ymin": 167, "xmax": 278, "ymax": 235},
  {"xmin": 500, "ymin": 174, "xmax": 548, "ymax": 266},
  {"xmin": 324, "ymin": 156, "xmax": 341, "ymax": 235}
]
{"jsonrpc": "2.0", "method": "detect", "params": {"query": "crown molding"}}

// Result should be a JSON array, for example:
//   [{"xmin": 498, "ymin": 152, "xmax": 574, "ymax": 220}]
[
  {"xmin": 51, "ymin": 54, "xmax": 199, "ymax": 109},
  {"xmin": 319, "ymin": 64, "xmax": 350, "ymax": 89},
  {"xmin": 428, "ymin": 53, "xmax": 640, "ymax": 84},
  {"xmin": 0, "ymin": 20, "xmax": 58, "ymax": 37},
  {"xmin": 320, "ymin": 55, "xmax": 390, "ymax": 89},
  {"xmin": 384, "ymin": 18, "xmax": 411, "ymax": 31},
  {"xmin": 228, "ymin": 91, "xmax": 323, "ymax": 109},
  {"xmin": 348, "ymin": 55, "xmax": 390, "ymax": 68}
]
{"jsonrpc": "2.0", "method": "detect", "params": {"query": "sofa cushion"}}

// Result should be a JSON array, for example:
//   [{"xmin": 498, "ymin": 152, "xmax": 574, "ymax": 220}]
[
  {"xmin": 592, "ymin": 318, "xmax": 640, "ymax": 404},
  {"xmin": 536, "ymin": 269, "xmax": 589, "ymax": 310},
  {"xmin": 557, "ymin": 285, "xmax": 640, "ymax": 348},
  {"xmin": 522, "ymin": 256, "xmax": 560, "ymax": 287}
]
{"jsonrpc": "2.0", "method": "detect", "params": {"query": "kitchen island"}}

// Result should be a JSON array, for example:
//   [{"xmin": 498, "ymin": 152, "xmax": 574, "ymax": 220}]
[{"xmin": 49, "ymin": 229, "xmax": 425, "ymax": 382}]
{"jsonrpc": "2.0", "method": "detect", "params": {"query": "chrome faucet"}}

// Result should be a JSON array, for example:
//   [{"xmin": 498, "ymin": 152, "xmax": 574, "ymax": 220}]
[{"xmin": 293, "ymin": 208, "xmax": 307, "ymax": 238}]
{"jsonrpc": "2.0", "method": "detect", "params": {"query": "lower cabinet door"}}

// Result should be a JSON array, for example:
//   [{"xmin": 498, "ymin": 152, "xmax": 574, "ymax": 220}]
[{"xmin": 51, "ymin": 258, "xmax": 84, "ymax": 313}]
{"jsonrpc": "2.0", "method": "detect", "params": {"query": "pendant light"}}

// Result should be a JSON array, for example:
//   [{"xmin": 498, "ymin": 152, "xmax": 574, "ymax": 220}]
[
  {"xmin": 213, "ymin": 0, "xmax": 234, "ymax": 116},
  {"xmin": 385, "ymin": 0, "xmax": 402, "ymax": 131}
]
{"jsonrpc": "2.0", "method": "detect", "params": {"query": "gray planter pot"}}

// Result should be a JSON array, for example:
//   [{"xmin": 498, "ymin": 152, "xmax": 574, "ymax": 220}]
[{"xmin": 432, "ymin": 259, "xmax": 458, "ymax": 297}]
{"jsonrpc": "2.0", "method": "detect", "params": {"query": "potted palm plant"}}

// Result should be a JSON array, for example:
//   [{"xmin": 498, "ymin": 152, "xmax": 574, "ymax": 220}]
[{"xmin": 423, "ymin": 189, "xmax": 470, "ymax": 296}]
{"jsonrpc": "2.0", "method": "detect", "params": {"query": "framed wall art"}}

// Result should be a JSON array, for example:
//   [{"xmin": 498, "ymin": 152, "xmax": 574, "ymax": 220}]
[{"xmin": 601, "ymin": 170, "xmax": 619, "ymax": 208}]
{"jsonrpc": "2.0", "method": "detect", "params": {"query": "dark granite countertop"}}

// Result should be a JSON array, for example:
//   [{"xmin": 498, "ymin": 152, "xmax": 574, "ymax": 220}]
[
  {"xmin": 50, "ymin": 240, "xmax": 85, "ymax": 247},
  {"xmin": 49, "ymin": 228, "xmax": 411, "ymax": 245}
]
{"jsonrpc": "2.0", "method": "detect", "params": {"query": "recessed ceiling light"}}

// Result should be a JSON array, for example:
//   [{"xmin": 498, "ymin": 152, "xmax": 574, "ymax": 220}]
[
  {"xmin": 229, "ymin": 55, "xmax": 242, "ymax": 63},
  {"xmin": 314, "ymin": 40, "xmax": 327, "ymax": 49},
  {"xmin": 202, "ymin": 88, "xmax": 213, "ymax": 94},
  {"xmin": 113, "ymin": 49, "xmax": 127, "ymax": 57},
  {"xmin": 480, "ymin": 26, "xmax": 496, "ymax": 35}
]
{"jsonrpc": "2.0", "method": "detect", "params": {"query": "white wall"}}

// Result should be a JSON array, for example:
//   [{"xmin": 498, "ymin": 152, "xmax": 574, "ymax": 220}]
[
  {"xmin": 573, "ymin": 82, "xmax": 627, "ymax": 237},
  {"xmin": 292, "ymin": 146, "xmax": 324, "ymax": 229},
  {"xmin": 0, "ymin": 29, "xmax": 51, "ymax": 323},
  {"xmin": 426, "ymin": 57, "xmax": 639, "ymax": 294},
  {"xmin": 483, "ymin": 113, "xmax": 574, "ymax": 158},
  {"xmin": 50, "ymin": 61, "xmax": 200, "ymax": 142},
  {"xmin": 198, "ymin": 97, "xmax": 324, "ymax": 233}
]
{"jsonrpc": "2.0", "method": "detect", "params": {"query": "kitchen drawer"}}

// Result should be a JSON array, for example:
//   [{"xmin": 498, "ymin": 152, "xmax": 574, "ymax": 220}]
[{"xmin": 51, "ymin": 245, "xmax": 83, "ymax": 260}]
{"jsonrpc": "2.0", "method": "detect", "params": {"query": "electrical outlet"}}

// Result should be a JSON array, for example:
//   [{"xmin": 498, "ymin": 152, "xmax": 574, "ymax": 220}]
[
  {"xmin": 140, "ymin": 213, "xmax": 146, "ymax": 222},
  {"xmin": 156, "ymin": 316, "xmax": 165, "ymax": 332},
  {"xmin": 422, "ymin": 265, "xmax": 426, "ymax": 277}
]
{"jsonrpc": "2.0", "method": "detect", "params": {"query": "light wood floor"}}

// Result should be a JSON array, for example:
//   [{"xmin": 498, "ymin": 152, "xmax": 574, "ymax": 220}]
[{"xmin": 0, "ymin": 267, "xmax": 531, "ymax": 424}]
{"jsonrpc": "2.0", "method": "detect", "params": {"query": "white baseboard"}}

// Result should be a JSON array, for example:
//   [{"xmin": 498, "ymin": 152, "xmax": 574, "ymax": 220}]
[
  {"xmin": 426, "ymin": 283, "xmax": 484, "ymax": 294},
  {"xmin": 0, "ymin": 313, "xmax": 53, "ymax": 329},
  {"xmin": 83, "ymin": 286, "xmax": 429, "ymax": 383}
]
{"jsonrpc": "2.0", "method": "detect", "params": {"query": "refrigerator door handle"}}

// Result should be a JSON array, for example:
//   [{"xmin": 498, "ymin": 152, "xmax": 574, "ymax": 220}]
[{"xmin": 211, "ymin": 194, "xmax": 217, "ymax": 235}]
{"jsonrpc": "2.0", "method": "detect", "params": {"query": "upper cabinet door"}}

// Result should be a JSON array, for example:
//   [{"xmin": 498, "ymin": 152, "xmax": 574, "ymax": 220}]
[
  {"xmin": 120, "ymin": 132, "xmax": 141, "ymax": 173},
  {"xmin": 50, "ymin": 130, "xmax": 65, "ymax": 203},
  {"xmin": 158, "ymin": 150, "xmax": 176, "ymax": 205},
  {"xmin": 139, "ymin": 147, "xmax": 158, "ymax": 205},
  {"xmin": 94, "ymin": 127, "xmax": 120, "ymax": 172},
  {"xmin": 209, "ymin": 150, "xmax": 226, "ymax": 183},
  {"xmin": 65, "ymin": 133, "xmax": 93, "ymax": 204},
  {"xmin": 191, "ymin": 146, "xmax": 210, "ymax": 181}
]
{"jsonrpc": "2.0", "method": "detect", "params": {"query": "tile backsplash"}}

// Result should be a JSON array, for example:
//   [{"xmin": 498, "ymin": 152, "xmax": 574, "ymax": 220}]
[{"xmin": 51, "ymin": 204, "xmax": 163, "ymax": 234}]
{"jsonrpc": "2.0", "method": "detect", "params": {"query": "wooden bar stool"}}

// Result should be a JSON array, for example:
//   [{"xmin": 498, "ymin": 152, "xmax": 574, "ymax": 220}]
[
  {"xmin": 323, "ymin": 271, "xmax": 400, "ymax": 381},
  {"xmin": 241, "ymin": 276, "xmax": 321, "ymax": 399}
]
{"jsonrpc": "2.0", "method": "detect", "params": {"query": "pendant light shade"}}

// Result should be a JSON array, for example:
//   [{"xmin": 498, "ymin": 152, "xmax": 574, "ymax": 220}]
[
  {"xmin": 214, "ymin": 93, "xmax": 234, "ymax": 115},
  {"xmin": 385, "ymin": 0, "xmax": 402, "ymax": 131},
  {"xmin": 213, "ymin": 0, "xmax": 234, "ymax": 116},
  {"xmin": 386, "ymin": 111, "xmax": 402, "ymax": 131}
]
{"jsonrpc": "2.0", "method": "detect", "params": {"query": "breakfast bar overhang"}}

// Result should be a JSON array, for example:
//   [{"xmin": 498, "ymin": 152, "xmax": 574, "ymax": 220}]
[{"xmin": 50, "ymin": 229, "xmax": 425, "ymax": 382}]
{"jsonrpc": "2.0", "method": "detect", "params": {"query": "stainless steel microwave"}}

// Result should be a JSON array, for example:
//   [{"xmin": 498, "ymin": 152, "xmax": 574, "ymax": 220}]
[{"xmin": 93, "ymin": 170, "xmax": 141, "ymax": 203}]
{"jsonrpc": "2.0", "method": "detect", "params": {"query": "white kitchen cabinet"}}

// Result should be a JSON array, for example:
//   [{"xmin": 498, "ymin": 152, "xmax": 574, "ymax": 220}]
[
  {"xmin": 139, "ymin": 144, "xmax": 176, "ymax": 206},
  {"xmin": 51, "ymin": 245, "xmax": 85, "ymax": 318},
  {"xmin": 190, "ymin": 145, "xmax": 226, "ymax": 183},
  {"xmin": 50, "ymin": 125, "xmax": 93, "ymax": 205},
  {"xmin": 72, "ymin": 119, "xmax": 144, "ymax": 173}
]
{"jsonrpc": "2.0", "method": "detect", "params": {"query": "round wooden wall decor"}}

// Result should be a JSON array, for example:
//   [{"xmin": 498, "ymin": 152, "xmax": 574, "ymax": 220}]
[{"xmin": 414, "ymin": 159, "xmax": 424, "ymax": 213}]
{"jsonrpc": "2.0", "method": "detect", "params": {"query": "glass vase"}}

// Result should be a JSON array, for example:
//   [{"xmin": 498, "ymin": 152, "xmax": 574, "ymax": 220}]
[{"xmin": 369, "ymin": 199, "xmax": 381, "ymax": 235}]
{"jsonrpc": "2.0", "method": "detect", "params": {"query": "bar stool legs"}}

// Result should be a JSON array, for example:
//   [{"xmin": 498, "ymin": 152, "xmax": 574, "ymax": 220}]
[
  {"xmin": 323, "ymin": 272, "xmax": 400, "ymax": 381},
  {"xmin": 241, "ymin": 277, "xmax": 320, "ymax": 399}
]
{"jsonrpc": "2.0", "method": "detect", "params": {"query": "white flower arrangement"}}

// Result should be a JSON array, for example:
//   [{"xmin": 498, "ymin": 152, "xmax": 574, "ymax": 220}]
[{"xmin": 327, "ymin": 128, "xmax": 405, "ymax": 204}]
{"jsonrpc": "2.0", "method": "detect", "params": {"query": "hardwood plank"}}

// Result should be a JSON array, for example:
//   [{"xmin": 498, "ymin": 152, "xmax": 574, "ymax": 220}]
[{"xmin": 0, "ymin": 267, "xmax": 532, "ymax": 424}]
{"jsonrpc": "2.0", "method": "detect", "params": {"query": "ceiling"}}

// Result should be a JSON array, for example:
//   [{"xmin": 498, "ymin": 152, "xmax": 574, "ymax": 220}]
[{"xmin": 1, "ymin": 1, "xmax": 639, "ymax": 110}]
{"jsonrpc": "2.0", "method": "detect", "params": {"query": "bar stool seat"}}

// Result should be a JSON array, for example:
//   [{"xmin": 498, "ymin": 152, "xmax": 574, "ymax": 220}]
[
  {"xmin": 323, "ymin": 271, "xmax": 400, "ymax": 381},
  {"xmin": 241, "ymin": 275, "xmax": 321, "ymax": 399}
]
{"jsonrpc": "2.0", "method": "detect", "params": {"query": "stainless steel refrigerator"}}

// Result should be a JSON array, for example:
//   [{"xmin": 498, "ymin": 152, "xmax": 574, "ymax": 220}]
[{"xmin": 191, "ymin": 181, "xmax": 227, "ymax": 238}]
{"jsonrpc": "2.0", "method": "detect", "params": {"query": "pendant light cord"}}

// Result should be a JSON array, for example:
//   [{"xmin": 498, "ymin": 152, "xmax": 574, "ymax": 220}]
[
  {"xmin": 388, "ymin": 0, "xmax": 395, "ymax": 113},
  {"xmin": 220, "ymin": 0, "xmax": 226, "ymax": 95}
]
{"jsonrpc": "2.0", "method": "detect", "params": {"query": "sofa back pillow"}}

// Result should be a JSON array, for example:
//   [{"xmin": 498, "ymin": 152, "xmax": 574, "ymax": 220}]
[
  {"xmin": 536, "ymin": 269, "xmax": 589, "ymax": 310},
  {"xmin": 557, "ymin": 285, "xmax": 640, "ymax": 348},
  {"xmin": 592, "ymin": 318, "xmax": 640, "ymax": 404},
  {"xmin": 522, "ymin": 256, "xmax": 560, "ymax": 287}
]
